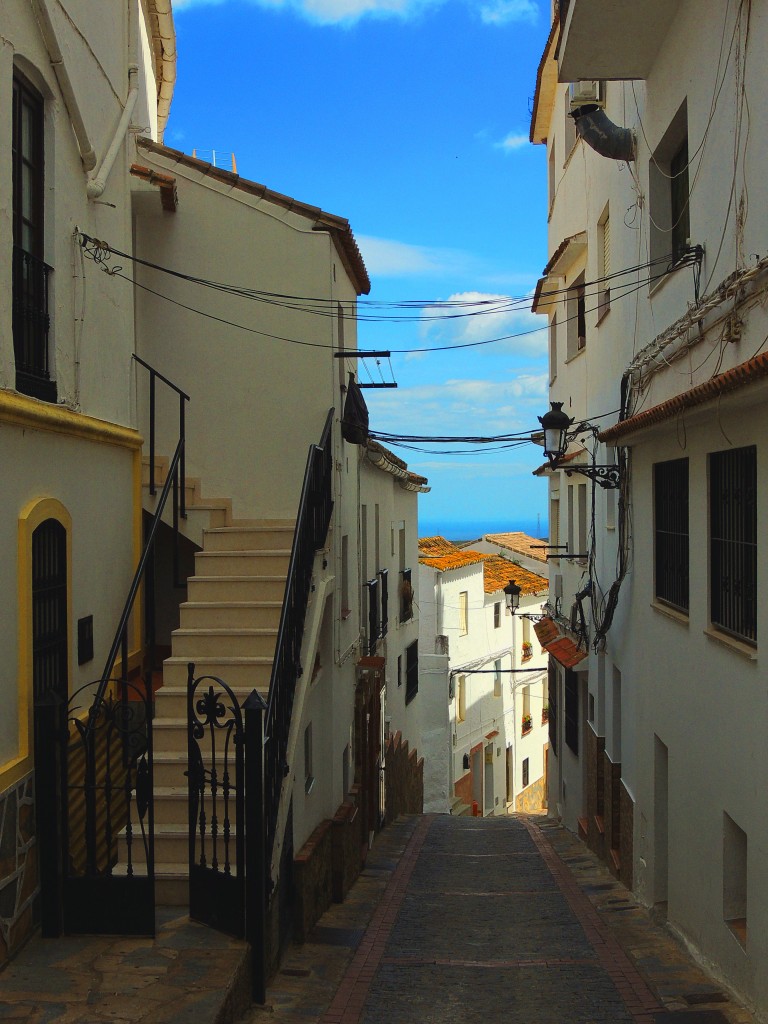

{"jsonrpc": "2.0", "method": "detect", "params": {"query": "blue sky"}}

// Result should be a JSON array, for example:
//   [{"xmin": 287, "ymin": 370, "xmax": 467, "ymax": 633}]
[{"xmin": 167, "ymin": 0, "xmax": 551, "ymax": 532}]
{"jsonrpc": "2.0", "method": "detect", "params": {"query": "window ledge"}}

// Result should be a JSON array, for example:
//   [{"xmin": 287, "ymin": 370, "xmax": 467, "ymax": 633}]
[
  {"xmin": 650, "ymin": 600, "xmax": 689, "ymax": 628},
  {"xmin": 564, "ymin": 348, "xmax": 586, "ymax": 365},
  {"xmin": 596, "ymin": 303, "xmax": 611, "ymax": 327},
  {"xmin": 703, "ymin": 627, "xmax": 757, "ymax": 661}
]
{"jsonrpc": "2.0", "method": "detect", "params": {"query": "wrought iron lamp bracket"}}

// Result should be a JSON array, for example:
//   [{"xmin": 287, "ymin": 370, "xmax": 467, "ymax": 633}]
[{"xmin": 562, "ymin": 464, "xmax": 621, "ymax": 489}]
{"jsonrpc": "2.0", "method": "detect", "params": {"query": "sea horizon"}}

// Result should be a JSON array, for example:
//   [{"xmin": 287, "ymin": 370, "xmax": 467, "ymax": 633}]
[{"xmin": 418, "ymin": 518, "xmax": 548, "ymax": 542}]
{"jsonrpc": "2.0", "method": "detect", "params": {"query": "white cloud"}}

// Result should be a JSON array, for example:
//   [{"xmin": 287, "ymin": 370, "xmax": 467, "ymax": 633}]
[
  {"xmin": 365, "ymin": 375, "xmax": 548, "ymax": 440},
  {"xmin": 419, "ymin": 290, "xmax": 546, "ymax": 354},
  {"xmin": 356, "ymin": 236, "xmax": 475, "ymax": 278},
  {"xmin": 495, "ymin": 131, "xmax": 530, "ymax": 152},
  {"xmin": 173, "ymin": 0, "xmax": 539, "ymax": 26},
  {"xmin": 480, "ymin": 0, "xmax": 538, "ymax": 24}
]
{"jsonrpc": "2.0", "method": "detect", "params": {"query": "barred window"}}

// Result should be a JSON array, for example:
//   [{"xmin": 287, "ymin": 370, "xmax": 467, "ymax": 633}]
[
  {"xmin": 710, "ymin": 446, "xmax": 757, "ymax": 645},
  {"xmin": 654, "ymin": 458, "xmax": 689, "ymax": 612},
  {"xmin": 405, "ymin": 640, "xmax": 419, "ymax": 704}
]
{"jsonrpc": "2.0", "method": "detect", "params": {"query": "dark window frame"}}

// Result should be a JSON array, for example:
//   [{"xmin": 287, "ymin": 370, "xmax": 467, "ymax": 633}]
[
  {"xmin": 654, "ymin": 457, "xmax": 690, "ymax": 612},
  {"xmin": 405, "ymin": 639, "xmax": 418, "ymax": 705},
  {"xmin": 12, "ymin": 72, "xmax": 56, "ymax": 402},
  {"xmin": 564, "ymin": 669, "xmax": 579, "ymax": 756},
  {"xmin": 710, "ymin": 446, "xmax": 757, "ymax": 646}
]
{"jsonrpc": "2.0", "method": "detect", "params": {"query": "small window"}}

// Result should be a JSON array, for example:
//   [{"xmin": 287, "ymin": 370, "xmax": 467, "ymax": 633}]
[
  {"xmin": 457, "ymin": 674, "xmax": 466, "ymax": 722},
  {"xmin": 649, "ymin": 100, "xmax": 690, "ymax": 273},
  {"xmin": 723, "ymin": 812, "xmax": 747, "ymax": 948},
  {"xmin": 397, "ymin": 654, "xmax": 402, "ymax": 687},
  {"xmin": 564, "ymin": 669, "xmax": 579, "ymax": 755},
  {"xmin": 654, "ymin": 458, "xmax": 689, "ymax": 612},
  {"xmin": 459, "ymin": 591, "xmax": 469, "ymax": 635},
  {"xmin": 710, "ymin": 446, "xmax": 757, "ymax": 645},
  {"xmin": 522, "ymin": 757, "xmax": 530, "ymax": 788},
  {"xmin": 405, "ymin": 639, "xmax": 418, "ymax": 704},
  {"xmin": 493, "ymin": 602, "xmax": 501, "ymax": 629},
  {"xmin": 549, "ymin": 314, "xmax": 558, "ymax": 384},
  {"xmin": 566, "ymin": 273, "xmax": 586, "ymax": 359},
  {"xmin": 563, "ymin": 87, "xmax": 577, "ymax": 160}
]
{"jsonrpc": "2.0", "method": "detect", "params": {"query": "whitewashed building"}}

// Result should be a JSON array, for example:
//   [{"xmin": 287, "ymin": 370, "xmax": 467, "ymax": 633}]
[
  {"xmin": 418, "ymin": 538, "xmax": 549, "ymax": 816},
  {"xmin": 531, "ymin": 0, "xmax": 768, "ymax": 1012}
]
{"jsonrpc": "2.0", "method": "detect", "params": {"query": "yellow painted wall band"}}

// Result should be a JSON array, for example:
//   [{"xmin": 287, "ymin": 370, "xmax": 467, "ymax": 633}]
[{"xmin": 0, "ymin": 392, "xmax": 142, "ymax": 450}]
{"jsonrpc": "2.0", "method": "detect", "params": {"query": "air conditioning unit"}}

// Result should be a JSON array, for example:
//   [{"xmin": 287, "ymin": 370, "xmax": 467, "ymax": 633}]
[{"xmin": 569, "ymin": 80, "xmax": 604, "ymax": 109}]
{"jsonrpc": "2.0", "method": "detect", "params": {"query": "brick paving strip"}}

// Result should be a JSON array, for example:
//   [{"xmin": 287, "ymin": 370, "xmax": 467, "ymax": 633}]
[
  {"xmin": 522, "ymin": 817, "xmax": 663, "ymax": 1024},
  {"xmin": 319, "ymin": 813, "xmax": 433, "ymax": 1024}
]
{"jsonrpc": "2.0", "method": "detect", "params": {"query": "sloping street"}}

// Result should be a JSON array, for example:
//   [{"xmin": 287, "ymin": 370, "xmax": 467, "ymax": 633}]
[{"xmin": 252, "ymin": 814, "xmax": 755, "ymax": 1024}]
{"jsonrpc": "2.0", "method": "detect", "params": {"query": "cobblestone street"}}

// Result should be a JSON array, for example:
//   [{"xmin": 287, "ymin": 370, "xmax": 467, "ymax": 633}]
[{"xmin": 252, "ymin": 814, "xmax": 756, "ymax": 1024}]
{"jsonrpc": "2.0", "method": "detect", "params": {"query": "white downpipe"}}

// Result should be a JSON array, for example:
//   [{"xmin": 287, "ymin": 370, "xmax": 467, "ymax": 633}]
[
  {"xmin": 31, "ymin": 0, "xmax": 97, "ymax": 171},
  {"xmin": 87, "ymin": 0, "xmax": 139, "ymax": 200},
  {"xmin": 86, "ymin": 63, "xmax": 138, "ymax": 199}
]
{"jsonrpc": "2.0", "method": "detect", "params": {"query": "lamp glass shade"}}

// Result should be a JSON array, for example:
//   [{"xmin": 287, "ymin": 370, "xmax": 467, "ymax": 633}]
[
  {"xmin": 504, "ymin": 580, "xmax": 521, "ymax": 612},
  {"xmin": 539, "ymin": 402, "xmax": 573, "ymax": 462}
]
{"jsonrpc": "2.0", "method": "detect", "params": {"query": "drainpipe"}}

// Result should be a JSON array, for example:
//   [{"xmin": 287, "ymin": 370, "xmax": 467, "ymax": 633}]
[
  {"xmin": 87, "ymin": 0, "xmax": 138, "ymax": 200},
  {"xmin": 30, "ymin": 0, "xmax": 97, "ymax": 171},
  {"xmin": 571, "ymin": 104, "xmax": 636, "ymax": 163},
  {"xmin": 86, "ymin": 64, "xmax": 139, "ymax": 199}
]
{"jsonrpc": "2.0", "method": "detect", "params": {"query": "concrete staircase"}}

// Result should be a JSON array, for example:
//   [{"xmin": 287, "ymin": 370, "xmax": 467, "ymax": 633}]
[
  {"xmin": 141, "ymin": 457, "xmax": 295, "ymax": 903},
  {"xmin": 154, "ymin": 521, "xmax": 295, "ymax": 904}
]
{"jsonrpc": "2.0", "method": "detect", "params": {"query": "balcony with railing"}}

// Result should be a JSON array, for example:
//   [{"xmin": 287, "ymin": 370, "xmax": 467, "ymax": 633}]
[
  {"xmin": 364, "ymin": 568, "xmax": 389, "ymax": 656},
  {"xmin": 13, "ymin": 246, "xmax": 56, "ymax": 402},
  {"xmin": 400, "ymin": 568, "xmax": 413, "ymax": 623}
]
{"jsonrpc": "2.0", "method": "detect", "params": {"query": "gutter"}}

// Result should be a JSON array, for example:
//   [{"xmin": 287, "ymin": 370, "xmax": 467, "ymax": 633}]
[
  {"xmin": 152, "ymin": 0, "xmax": 177, "ymax": 142},
  {"xmin": 31, "ymin": 0, "xmax": 97, "ymax": 171}
]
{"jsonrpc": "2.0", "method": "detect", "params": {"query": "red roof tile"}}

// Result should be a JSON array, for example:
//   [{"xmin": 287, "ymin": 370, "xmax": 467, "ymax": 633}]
[{"xmin": 534, "ymin": 616, "xmax": 587, "ymax": 669}]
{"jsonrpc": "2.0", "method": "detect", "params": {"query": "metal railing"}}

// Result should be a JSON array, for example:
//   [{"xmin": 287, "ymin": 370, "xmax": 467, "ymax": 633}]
[
  {"xmin": 133, "ymin": 354, "xmax": 190, "ymax": 520},
  {"xmin": 264, "ymin": 409, "xmax": 334, "ymax": 873},
  {"xmin": 13, "ymin": 245, "xmax": 55, "ymax": 401},
  {"xmin": 365, "ymin": 577, "xmax": 379, "ymax": 656}
]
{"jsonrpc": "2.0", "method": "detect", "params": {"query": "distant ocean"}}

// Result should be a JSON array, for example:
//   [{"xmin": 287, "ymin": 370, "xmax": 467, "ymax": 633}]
[{"xmin": 419, "ymin": 519, "xmax": 548, "ymax": 542}]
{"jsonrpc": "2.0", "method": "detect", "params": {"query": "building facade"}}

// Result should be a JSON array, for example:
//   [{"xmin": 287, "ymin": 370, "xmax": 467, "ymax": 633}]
[
  {"xmin": 418, "ymin": 537, "xmax": 549, "ymax": 817},
  {"xmin": 531, "ymin": 0, "xmax": 768, "ymax": 1012}
]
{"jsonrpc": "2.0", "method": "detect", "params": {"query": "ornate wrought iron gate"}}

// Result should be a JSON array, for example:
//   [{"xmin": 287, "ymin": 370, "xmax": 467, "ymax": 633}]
[
  {"xmin": 187, "ymin": 665, "xmax": 246, "ymax": 938},
  {"xmin": 58, "ymin": 678, "xmax": 155, "ymax": 934}
]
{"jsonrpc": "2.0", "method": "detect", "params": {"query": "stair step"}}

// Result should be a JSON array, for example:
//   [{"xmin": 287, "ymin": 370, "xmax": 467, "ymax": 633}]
[
  {"xmin": 171, "ymin": 627, "xmax": 278, "ymax": 658},
  {"xmin": 202, "ymin": 526, "xmax": 295, "ymax": 552},
  {"xmin": 194, "ymin": 551, "xmax": 291, "ymax": 576},
  {"xmin": 179, "ymin": 602, "xmax": 283, "ymax": 629},
  {"xmin": 155, "ymin": 679, "xmax": 270, "ymax": 717},
  {"xmin": 187, "ymin": 576, "xmax": 287, "ymax": 602}
]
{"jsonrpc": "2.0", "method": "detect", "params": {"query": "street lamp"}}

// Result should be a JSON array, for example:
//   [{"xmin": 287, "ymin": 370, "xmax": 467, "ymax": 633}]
[
  {"xmin": 536, "ymin": 402, "xmax": 621, "ymax": 490},
  {"xmin": 504, "ymin": 579, "xmax": 521, "ymax": 613},
  {"xmin": 538, "ymin": 401, "xmax": 574, "ymax": 466}
]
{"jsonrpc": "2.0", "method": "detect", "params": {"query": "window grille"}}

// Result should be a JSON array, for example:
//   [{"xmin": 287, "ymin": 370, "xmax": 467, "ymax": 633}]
[
  {"xmin": 710, "ymin": 446, "xmax": 757, "ymax": 645},
  {"xmin": 405, "ymin": 640, "xmax": 418, "ymax": 704},
  {"xmin": 654, "ymin": 458, "xmax": 689, "ymax": 612}
]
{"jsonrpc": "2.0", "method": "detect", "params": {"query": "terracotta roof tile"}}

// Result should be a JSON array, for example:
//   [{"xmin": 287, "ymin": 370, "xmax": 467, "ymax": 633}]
[
  {"xmin": 599, "ymin": 350, "xmax": 768, "ymax": 444},
  {"xmin": 418, "ymin": 536, "xmax": 461, "ymax": 557},
  {"xmin": 485, "ymin": 532, "xmax": 548, "ymax": 565},
  {"xmin": 534, "ymin": 616, "xmax": 587, "ymax": 669},
  {"xmin": 419, "ymin": 550, "xmax": 488, "ymax": 572},
  {"xmin": 482, "ymin": 556, "xmax": 548, "ymax": 595}
]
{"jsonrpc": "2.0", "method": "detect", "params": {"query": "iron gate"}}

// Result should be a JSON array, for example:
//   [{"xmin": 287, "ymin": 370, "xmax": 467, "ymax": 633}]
[
  {"xmin": 187, "ymin": 665, "xmax": 246, "ymax": 937},
  {"xmin": 56, "ymin": 677, "xmax": 155, "ymax": 934}
]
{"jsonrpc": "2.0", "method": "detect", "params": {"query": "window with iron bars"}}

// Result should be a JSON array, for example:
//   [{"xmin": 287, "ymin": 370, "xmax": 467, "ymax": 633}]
[
  {"xmin": 405, "ymin": 639, "xmax": 418, "ymax": 704},
  {"xmin": 654, "ymin": 457, "xmax": 689, "ymax": 613},
  {"xmin": 710, "ymin": 445, "xmax": 757, "ymax": 646}
]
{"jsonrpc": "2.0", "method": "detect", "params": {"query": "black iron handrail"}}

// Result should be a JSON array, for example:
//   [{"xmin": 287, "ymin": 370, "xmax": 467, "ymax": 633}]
[
  {"xmin": 264, "ymin": 409, "xmax": 334, "ymax": 872},
  {"xmin": 133, "ymin": 354, "xmax": 190, "ymax": 519},
  {"xmin": 90, "ymin": 437, "xmax": 184, "ymax": 718}
]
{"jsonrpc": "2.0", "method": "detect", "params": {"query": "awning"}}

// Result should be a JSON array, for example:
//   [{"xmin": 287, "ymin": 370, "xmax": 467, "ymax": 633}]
[{"xmin": 534, "ymin": 616, "xmax": 588, "ymax": 670}]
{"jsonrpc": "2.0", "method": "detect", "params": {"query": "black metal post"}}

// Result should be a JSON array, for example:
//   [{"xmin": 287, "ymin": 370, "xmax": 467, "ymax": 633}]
[
  {"xmin": 149, "ymin": 369, "xmax": 156, "ymax": 496},
  {"xmin": 179, "ymin": 393, "xmax": 187, "ymax": 519},
  {"xmin": 35, "ymin": 693, "xmax": 64, "ymax": 937},
  {"xmin": 244, "ymin": 689, "xmax": 268, "ymax": 1005}
]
